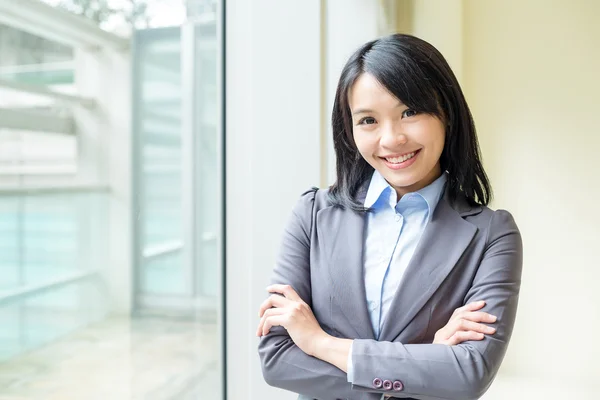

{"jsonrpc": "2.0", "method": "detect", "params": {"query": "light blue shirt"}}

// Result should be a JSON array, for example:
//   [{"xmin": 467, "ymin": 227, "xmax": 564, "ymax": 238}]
[{"xmin": 347, "ymin": 170, "xmax": 447, "ymax": 382}]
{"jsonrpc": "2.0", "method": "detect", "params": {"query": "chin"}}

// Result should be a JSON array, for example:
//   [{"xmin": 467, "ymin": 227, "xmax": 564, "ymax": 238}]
[{"xmin": 384, "ymin": 175, "xmax": 421, "ymax": 190}]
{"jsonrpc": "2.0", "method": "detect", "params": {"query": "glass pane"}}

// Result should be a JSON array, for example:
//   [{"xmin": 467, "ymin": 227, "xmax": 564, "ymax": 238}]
[{"xmin": 0, "ymin": 1, "xmax": 223, "ymax": 398}]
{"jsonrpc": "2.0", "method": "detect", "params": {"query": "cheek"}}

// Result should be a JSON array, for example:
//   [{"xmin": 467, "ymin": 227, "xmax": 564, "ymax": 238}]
[
  {"xmin": 432, "ymin": 131, "xmax": 445, "ymax": 154},
  {"xmin": 353, "ymin": 134, "xmax": 374, "ymax": 159},
  {"xmin": 414, "ymin": 122, "xmax": 445, "ymax": 155}
]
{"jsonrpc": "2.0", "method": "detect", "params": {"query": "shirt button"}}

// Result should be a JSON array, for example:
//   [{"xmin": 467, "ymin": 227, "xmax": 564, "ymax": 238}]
[{"xmin": 394, "ymin": 214, "xmax": 401, "ymax": 222}]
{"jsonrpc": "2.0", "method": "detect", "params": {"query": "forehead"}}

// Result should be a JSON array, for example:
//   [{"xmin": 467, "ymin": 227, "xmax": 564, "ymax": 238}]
[{"xmin": 348, "ymin": 73, "xmax": 401, "ymax": 110}]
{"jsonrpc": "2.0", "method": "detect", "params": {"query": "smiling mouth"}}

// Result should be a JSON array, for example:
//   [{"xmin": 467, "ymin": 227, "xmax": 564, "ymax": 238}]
[{"xmin": 379, "ymin": 149, "xmax": 421, "ymax": 164}]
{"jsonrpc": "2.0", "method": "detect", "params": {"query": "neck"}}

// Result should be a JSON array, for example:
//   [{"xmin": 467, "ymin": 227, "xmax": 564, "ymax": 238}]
[{"xmin": 394, "ymin": 165, "xmax": 442, "ymax": 199}]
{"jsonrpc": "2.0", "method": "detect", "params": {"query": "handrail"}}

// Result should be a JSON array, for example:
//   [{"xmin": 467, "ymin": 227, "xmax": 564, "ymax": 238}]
[
  {"xmin": 0, "ymin": 78, "xmax": 95, "ymax": 108},
  {"xmin": 142, "ymin": 233, "xmax": 217, "ymax": 260},
  {"xmin": 0, "ymin": 185, "xmax": 110, "ymax": 196},
  {"xmin": 0, "ymin": 61, "xmax": 74, "ymax": 75},
  {"xmin": 143, "ymin": 241, "xmax": 183, "ymax": 259},
  {"xmin": 0, "ymin": 270, "xmax": 101, "ymax": 306},
  {"xmin": 0, "ymin": 0, "xmax": 129, "ymax": 50}
]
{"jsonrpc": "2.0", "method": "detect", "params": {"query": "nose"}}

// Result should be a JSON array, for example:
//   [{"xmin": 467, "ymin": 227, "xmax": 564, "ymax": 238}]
[{"xmin": 380, "ymin": 123, "xmax": 408, "ymax": 148}]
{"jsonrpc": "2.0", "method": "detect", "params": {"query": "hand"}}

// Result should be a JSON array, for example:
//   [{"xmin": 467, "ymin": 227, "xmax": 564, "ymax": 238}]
[
  {"xmin": 256, "ymin": 284, "xmax": 327, "ymax": 356},
  {"xmin": 433, "ymin": 300, "xmax": 497, "ymax": 345}
]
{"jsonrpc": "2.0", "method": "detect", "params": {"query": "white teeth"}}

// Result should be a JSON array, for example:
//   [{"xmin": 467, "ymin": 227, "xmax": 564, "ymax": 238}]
[{"xmin": 386, "ymin": 152, "xmax": 416, "ymax": 164}]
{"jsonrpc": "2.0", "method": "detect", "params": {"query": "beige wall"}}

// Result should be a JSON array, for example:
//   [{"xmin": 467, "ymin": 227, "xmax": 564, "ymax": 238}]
[
  {"xmin": 406, "ymin": 0, "xmax": 464, "ymax": 83},
  {"xmin": 407, "ymin": 0, "xmax": 600, "ymax": 397},
  {"xmin": 464, "ymin": 0, "xmax": 600, "ymax": 383}
]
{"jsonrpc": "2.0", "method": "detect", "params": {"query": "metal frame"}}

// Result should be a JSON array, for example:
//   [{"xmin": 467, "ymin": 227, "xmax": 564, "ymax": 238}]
[
  {"xmin": 217, "ymin": 1, "xmax": 226, "ymax": 397},
  {"xmin": 0, "ymin": 0, "xmax": 129, "ymax": 51}
]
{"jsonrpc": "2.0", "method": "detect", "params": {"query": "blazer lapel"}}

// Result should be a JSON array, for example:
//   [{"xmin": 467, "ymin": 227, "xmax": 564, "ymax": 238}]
[
  {"xmin": 319, "ymin": 186, "xmax": 375, "ymax": 340},
  {"xmin": 378, "ymin": 191, "xmax": 479, "ymax": 342}
]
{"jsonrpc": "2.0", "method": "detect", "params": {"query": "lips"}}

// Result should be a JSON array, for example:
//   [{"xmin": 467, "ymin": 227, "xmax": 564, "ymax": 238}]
[{"xmin": 379, "ymin": 149, "xmax": 421, "ymax": 170}]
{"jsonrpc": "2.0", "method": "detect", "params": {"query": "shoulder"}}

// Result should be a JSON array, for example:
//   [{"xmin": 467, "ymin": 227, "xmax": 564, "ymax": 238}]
[
  {"xmin": 293, "ymin": 186, "xmax": 333, "ymax": 216},
  {"xmin": 467, "ymin": 205, "xmax": 521, "ymax": 246}
]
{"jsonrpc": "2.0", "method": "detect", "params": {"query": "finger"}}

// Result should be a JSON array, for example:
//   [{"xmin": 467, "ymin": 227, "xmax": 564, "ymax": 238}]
[
  {"xmin": 454, "ymin": 319, "xmax": 496, "ymax": 335},
  {"xmin": 459, "ymin": 311, "xmax": 498, "ymax": 324},
  {"xmin": 258, "ymin": 294, "xmax": 292, "ymax": 317},
  {"xmin": 452, "ymin": 300, "xmax": 485, "ymax": 317},
  {"xmin": 463, "ymin": 300, "xmax": 486, "ymax": 311},
  {"xmin": 262, "ymin": 315, "xmax": 287, "ymax": 337},
  {"xmin": 447, "ymin": 331, "xmax": 485, "ymax": 345},
  {"xmin": 267, "ymin": 284, "xmax": 302, "ymax": 302},
  {"xmin": 434, "ymin": 327, "xmax": 452, "ymax": 343},
  {"xmin": 257, "ymin": 308, "xmax": 286, "ymax": 336}
]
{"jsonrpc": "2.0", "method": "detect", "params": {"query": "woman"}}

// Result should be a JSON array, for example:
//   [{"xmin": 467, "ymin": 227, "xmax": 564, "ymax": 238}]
[{"xmin": 256, "ymin": 34, "xmax": 523, "ymax": 400}]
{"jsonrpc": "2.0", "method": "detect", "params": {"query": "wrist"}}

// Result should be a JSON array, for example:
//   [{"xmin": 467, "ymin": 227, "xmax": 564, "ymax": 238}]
[
  {"xmin": 310, "ymin": 331, "xmax": 333, "ymax": 357},
  {"xmin": 311, "ymin": 334, "xmax": 353, "ymax": 372}
]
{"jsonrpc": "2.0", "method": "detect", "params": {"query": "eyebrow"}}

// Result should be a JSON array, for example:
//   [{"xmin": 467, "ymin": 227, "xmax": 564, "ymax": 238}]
[
  {"xmin": 351, "ymin": 108, "xmax": 374, "ymax": 116},
  {"xmin": 351, "ymin": 102, "xmax": 406, "ymax": 116}
]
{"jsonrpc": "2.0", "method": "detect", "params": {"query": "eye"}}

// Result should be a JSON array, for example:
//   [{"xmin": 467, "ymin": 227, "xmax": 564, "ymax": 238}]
[
  {"xmin": 401, "ymin": 109, "xmax": 418, "ymax": 118},
  {"xmin": 358, "ymin": 117, "xmax": 377, "ymax": 125}
]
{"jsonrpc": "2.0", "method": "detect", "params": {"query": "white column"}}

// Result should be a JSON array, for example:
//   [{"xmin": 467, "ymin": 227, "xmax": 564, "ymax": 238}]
[{"xmin": 225, "ymin": 1, "xmax": 321, "ymax": 399}]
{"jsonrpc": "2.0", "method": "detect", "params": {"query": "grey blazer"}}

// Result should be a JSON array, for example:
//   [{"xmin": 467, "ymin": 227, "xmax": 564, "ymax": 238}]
[{"xmin": 258, "ymin": 181, "xmax": 523, "ymax": 400}]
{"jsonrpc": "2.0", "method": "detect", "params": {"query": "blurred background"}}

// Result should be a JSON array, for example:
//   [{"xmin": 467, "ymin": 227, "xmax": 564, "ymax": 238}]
[{"xmin": 0, "ymin": 0, "xmax": 598, "ymax": 399}]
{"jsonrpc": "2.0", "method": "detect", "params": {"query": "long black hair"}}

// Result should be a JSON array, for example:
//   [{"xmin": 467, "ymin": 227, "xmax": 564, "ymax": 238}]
[{"xmin": 329, "ymin": 33, "xmax": 491, "ymax": 211}]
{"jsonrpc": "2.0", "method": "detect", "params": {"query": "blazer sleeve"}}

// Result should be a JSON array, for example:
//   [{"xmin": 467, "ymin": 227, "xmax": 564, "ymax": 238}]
[
  {"xmin": 349, "ymin": 209, "xmax": 523, "ymax": 400},
  {"xmin": 258, "ymin": 190, "xmax": 380, "ymax": 400}
]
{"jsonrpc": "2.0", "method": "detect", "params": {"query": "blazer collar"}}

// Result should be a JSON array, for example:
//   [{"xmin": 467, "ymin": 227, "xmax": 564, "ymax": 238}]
[{"xmin": 356, "ymin": 171, "xmax": 482, "ymax": 218}]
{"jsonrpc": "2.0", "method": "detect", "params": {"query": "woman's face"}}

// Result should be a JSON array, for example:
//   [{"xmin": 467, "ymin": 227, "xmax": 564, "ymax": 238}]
[{"xmin": 350, "ymin": 73, "xmax": 445, "ymax": 198}]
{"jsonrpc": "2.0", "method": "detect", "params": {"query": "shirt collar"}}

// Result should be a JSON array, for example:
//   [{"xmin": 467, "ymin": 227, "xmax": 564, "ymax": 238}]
[
  {"xmin": 416, "ymin": 172, "xmax": 447, "ymax": 218},
  {"xmin": 363, "ymin": 170, "xmax": 447, "ymax": 218},
  {"xmin": 363, "ymin": 170, "xmax": 392, "ymax": 209}
]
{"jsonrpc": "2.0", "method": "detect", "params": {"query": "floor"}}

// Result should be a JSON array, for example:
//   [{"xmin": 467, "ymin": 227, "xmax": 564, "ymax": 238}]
[{"xmin": 0, "ymin": 315, "xmax": 220, "ymax": 400}]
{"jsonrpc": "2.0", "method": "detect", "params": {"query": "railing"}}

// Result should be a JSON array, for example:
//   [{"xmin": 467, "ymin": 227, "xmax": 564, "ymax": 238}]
[
  {"xmin": 0, "ymin": 270, "xmax": 101, "ymax": 306},
  {"xmin": 0, "ymin": 78, "xmax": 95, "ymax": 108},
  {"xmin": 0, "ymin": 61, "xmax": 75, "ymax": 85}
]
